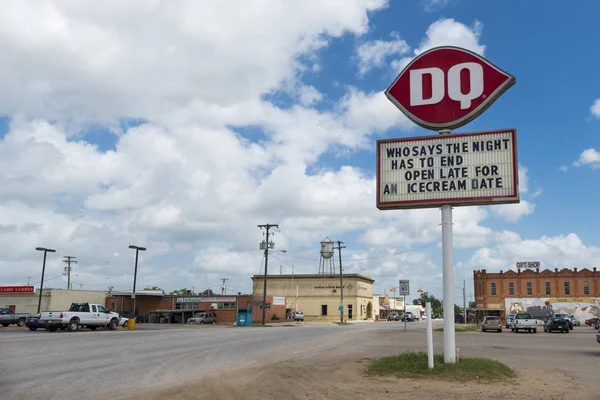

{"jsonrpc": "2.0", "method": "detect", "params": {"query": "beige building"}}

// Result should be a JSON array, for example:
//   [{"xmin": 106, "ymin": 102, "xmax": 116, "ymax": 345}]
[
  {"xmin": 251, "ymin": 273, "xmax": 375, "ymax": 321},
  {"xmin": 0, "ymin": 289, "xmax": 108, "ymax": 314}
]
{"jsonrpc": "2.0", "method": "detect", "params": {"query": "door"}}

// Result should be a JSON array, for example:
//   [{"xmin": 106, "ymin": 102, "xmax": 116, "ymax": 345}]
[
  {"xmin": 321, "ymin": 305, "xmax": 327, "ymax": 316},
  {"xmin": 88, "ymin": 305, "xmax": 99, "ymax": 325},
  {"xmin": 348, "ymin": 305, "xmax": 353, "ymax": 320},
  {"xmin": 97, "ymin": 305, "xmax": 111, "ymax": 324}
]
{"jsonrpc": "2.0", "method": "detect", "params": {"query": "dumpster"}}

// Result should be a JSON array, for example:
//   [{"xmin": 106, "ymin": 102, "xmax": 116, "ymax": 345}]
[
  {"xmin": 237, "ymin": 308, "xmax": 252, "ymax": 326},
  {"xmin": 127, "ymin": 318, "xmax": 135, "ymax": 330}
]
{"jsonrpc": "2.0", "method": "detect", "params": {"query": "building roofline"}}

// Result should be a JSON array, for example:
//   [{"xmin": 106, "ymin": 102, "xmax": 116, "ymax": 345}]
[{"xmin": 251, "ymin": 273, "xmax": 375, "ymax": 284}]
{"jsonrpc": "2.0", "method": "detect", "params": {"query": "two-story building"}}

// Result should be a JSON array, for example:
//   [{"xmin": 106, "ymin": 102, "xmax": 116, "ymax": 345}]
[{"xmin": 473, "ymin": 267, "xmax": 600, "ymax": 324}]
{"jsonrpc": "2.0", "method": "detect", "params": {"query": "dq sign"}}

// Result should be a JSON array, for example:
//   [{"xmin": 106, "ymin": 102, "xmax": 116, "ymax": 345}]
[{"xmin": 385, "ymin": 46, "xmax": 515, "ymax": 131}]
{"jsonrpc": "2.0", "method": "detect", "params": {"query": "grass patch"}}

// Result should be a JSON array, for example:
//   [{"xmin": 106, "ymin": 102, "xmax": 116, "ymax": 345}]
[
  {"xmin": 334, "ymin": 322, "xmax": 351, "ymax": 326},
  {"xmin": 435, "ymin": 324, "xmax": 480, "ymax": 332},
  {"xmin": 368, "ymin": 351, "xmax": 515, "ymax": 382}
]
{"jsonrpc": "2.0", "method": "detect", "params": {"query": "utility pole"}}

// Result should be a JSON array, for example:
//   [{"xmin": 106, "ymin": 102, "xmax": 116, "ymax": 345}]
[
  {"xmin": 63, "ymin": 256, "xmax": 77, "ymax": 290},
  {"xmin": 463, "ymin": 279, "xmax": 467, "ymax": 324},
  {"xmin": 333, "ymin": 240, "xmax": 346, "ymax": 323},
  {"xmin": 258, "ymin": 223, "xmax": 278, "ymax": 326},
  {"xmin": 280, "ymin": 265, "xmax": 283, "ymax": 275},
  {"xmin": 220, "ymin": 278, "xmax": 229, "ymax": 295},
  {"xmin": 36, "ymin": 247, "xmax": 56, "ymax": 313},
  {"xmin": 27, "ymin": 276, "xmax": 33, "ymax": 285}
]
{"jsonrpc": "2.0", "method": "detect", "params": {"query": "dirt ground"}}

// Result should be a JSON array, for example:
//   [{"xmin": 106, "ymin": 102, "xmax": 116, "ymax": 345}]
[{"xmin": 127, "ymin": 325, "xmax": 600, "ymax": 400}]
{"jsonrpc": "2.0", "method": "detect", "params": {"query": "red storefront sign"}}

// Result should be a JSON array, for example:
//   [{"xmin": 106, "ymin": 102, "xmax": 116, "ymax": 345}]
[{"xmin": 0, "ymin": 286, "xmax": 35, "ymax": 293}]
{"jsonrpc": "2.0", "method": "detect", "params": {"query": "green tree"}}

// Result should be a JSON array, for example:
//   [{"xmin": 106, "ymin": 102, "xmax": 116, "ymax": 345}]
[
  {"xmin": 202, "ymin": 288, "xmax": 214, "ymax": 296},
  {"xmin": 412, "ymin": 292, "xmax": 442, "ymax": 315},
  {"xmin": 169, "ymin": 288, "xmax": 192, "ymax": 295}
]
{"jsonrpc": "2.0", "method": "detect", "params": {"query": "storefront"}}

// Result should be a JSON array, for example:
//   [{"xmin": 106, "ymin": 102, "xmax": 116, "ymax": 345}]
[
  {"xmin": 106, "ymin": 293, "xmax": 286, "ymax": 324},
  {"xmin": 251, "ymin": 273, "xmax": 374, "ymax": 322}
]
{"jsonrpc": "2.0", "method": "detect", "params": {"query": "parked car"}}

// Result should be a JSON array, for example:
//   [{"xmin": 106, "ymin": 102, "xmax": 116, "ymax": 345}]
[
  {"xmin": 187, "ymin": 312, "xmax": 217, "ymax": 324},
  {"xmin": 293, "ymin": 311, "xmax": 304, "ymax": 321},
  {"xmin": 481, "ymin": 316, "xmax": 502, "ymax": 332},
  {"xmin": 505, "ymin": 314, "xmax": 515, "ymax": 328},
  {"xmin": 553, "ymin": 313, "xmax": 573, "ymax": 330},
  {"xmin": 569, "ymin": 315, "xmax": 581, "ymax": 326},
  {"xmin": 597, "ymin": 326, "xmax": 600, "ymax": 344},
  {"xmin": 402, "ymin": 312, "xmax": 415, "ymax": 322},
  {"xmin": 512, "ymin": 313, "xmax": 537, "ymax": 333},
  {"xmin": 585, "ymin": 317, "xmax": 599, "ymax": 329},
  {"xmin": 117, "ymin": 314, "xmax": 129, "ymax": 328},
  {"xmin": 0, "ymin": 308, "xmax": 30, "ymax": 327},
  {"xmin": 39, "ymin": 303, "xmax": 121, "ymax": 332},
  {"xmin": 544, "ymin": 317, "xmax": 569, "ymax": 333},
  {"xmin": 387, "ymin": 312, "xmax": 400, "ymax": 321},
  {"xmin": 24, "ymin": 314, "xmax": 44, "ymax": 331}
]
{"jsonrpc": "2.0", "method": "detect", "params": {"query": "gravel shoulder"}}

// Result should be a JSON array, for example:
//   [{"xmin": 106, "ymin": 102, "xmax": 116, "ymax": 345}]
[{"xmin": 126, "ymin": 323, "xmax": 600, "ymax": 400}]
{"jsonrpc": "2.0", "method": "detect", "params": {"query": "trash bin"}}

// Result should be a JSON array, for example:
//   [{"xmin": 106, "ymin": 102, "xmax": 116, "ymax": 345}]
[{"xmin": 127, "ymin": 318, "xmax": 135, "ymax": 330}]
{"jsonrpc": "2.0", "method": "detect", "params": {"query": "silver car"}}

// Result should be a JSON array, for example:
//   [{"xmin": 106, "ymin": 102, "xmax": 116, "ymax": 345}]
[
  {"xmin": 481, "ymin": 316, "xmax": 502, "ymax": 332},
  {"xmin": 187, "ymin": 312, "xmax": 217, "ymax": 324}
]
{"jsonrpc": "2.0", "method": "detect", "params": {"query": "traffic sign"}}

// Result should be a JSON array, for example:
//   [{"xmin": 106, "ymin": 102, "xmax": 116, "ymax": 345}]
[
  {"xmin": 399, "ymin": 280, "xmax": 410, "ymax": 295},
  {"xmin": 385, "ymin": 46, "xmax": 515, "ymax": 131}
]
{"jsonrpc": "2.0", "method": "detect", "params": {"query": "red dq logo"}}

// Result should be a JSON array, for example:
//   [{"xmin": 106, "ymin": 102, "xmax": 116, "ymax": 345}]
[{"xmin": 385, "ymin": 46, "xmax": 515, "ymax": 131}]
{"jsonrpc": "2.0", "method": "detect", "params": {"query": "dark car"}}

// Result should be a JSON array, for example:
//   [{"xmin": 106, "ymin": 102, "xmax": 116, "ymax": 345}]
[
  {"xmin": 544, "ymin": 317, "xmax": 569, "ymax": 333},
  {"xmin": 25, "ymin": 314, "xmax": 45, "ymax": 331}
]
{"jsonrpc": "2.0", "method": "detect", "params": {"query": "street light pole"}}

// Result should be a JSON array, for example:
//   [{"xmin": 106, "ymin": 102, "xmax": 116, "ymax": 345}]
[
  {"xmin": 35, "ymin": 247, "xmax": 56, "ymax": 313},
  {"xmin": 128, "ymin": 245, "xmax": 147, "ymax": 316}
]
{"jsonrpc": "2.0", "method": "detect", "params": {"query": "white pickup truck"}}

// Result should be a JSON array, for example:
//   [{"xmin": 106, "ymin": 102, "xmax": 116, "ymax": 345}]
[
  {"xmin": 39, "ymin": 303, "xmax": 121, "ymax": 332},
  {"xmin": 512, "ymin": 312, "xmax": 537, "ymax": 333}
]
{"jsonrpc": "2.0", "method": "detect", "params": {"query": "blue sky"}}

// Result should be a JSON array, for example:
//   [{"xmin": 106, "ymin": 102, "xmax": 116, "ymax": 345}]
[{"xmin": 0, "ymin": 0, "xmax": 599, "ymax": 304}]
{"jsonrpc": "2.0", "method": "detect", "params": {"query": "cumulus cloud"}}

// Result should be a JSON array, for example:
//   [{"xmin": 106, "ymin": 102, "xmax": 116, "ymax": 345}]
[
  {"xmin": 573, "ymin": 148, "xmax": 600, "ymax": 169},
  {"xmin": 465, "ymin": 233, "xmax": 600, "ymax": 273},
  {"xmin": 591, "ymin": 99, "xmax": 600, "ymax": 118},
  {"xmin": 421, "ymin": 0, "xmax": 449, "ymax": 12},
  {"xmin": 391, "ymin": 18, "xmax": 485, "ymax": 72},
  {"xmin": 355, "ymin": 32, "xmax": 410, "ymax": 76}
]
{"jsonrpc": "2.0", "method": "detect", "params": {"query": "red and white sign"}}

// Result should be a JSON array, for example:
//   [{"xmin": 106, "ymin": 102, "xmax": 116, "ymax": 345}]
[
  {"xmin": 0, "ymin": 286, "xmax": 35, "ymax": 293},
  {"xmin": 385, "ymin": 46, "xmax": 515, "ymax": 131},
  {"xmin": 376, "ymin": 129, "xmax": 519, "ymax": 210}
]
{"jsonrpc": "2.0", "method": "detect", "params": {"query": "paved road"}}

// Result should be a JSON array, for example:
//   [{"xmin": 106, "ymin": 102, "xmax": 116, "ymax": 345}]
[
  {"xmin": 0, "ymin": 321, "xmax": 427, "ymax": 400},
  {"xmin": 1, "ymin": 321, "xmax": 598, "ymax": 400}
]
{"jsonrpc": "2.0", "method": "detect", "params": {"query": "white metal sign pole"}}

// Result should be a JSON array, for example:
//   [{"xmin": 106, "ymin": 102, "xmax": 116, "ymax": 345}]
[
  {"xmin": 403, "ymin": 294, "xmax": 406, "ymax": 332},
  {"xmin": 440, "ymin": 129, "xmax": 456, "ymax": 364},
  {"xmin": 426, "ymin": 301, "xmax": 433, "ymax": 369}
]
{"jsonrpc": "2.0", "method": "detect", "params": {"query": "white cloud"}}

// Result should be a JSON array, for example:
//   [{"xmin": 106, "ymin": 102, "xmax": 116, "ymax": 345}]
[
  {"xmin": 391, "ymin": 18, "xmax": 485, "ymax": 72},
  {"xmin": 559, "ymin": 166, "xmax": 568, "ymax": 172},
  {"xmin": 591, "ymin": 99, "xmax": 600, "ymax": 118},
  {"xmin": 422, "ymin": 0, "xmax": 449, "ymax": 12},
  {"xmin": 297, "ymin": 85, "xmax": 323, "ymax": 106},
  {"xmin": 465, "ymin": 233, "xmax": 600, "ymax": 273},
  {"xmin": 0, "ymin": 0, "xmax": 387, "ymax": 127},
  {"xmin": 573, "ymin": 148, "xmax": 600, "ymax": 169},
  {"xmin": 355, "ymin": 32, "xmax": 410, "ymax": 76},
  {"xmin": 489, "ymin": 201, "xmax": 536, "ymax": 223}
]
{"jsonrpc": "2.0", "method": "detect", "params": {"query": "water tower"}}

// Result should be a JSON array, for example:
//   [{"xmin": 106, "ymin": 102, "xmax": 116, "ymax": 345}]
[{"xmin": 319, "ymin": 237, "xmax": 335, "ymax": 274}]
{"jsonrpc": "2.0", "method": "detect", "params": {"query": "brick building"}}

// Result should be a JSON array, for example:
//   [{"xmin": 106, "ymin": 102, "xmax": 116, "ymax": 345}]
[
  {"xmin": 105, "ymin": 291, "xmax": 286, "ymax": 325},
  {"xmin": 473, "ymin": 267, "xmax": 600, "ymax": 323}
]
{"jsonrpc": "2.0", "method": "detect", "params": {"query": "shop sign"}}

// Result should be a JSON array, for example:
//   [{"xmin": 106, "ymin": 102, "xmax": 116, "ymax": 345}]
[{"xmin": 0, "ymin": 286, "xmax": 35, "ymax": 293}]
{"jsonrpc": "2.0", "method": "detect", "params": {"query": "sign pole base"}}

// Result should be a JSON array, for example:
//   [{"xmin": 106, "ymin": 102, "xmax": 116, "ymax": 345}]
[{"xmin": 426, "ymin": 301, "xmax": 434, "ymax": 369}]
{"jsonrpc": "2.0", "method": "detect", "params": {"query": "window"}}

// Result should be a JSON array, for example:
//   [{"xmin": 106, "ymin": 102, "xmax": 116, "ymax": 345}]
[
  {"xmin": 321, "ymin": 304, "xmax": 328, "ymax": 316},
  {"xmin": 545, "ymin": 282, "xmax": 551, "ymax": 295},
  {"xmin": 477, "ymin": 283, "xmax": 482, "ymax": 296},
  {"xmin": 564, "ymin": 281, "xmax": 570, "ymax": 295},
  {"xmin": 111, "ymin": 302, "xmax": 116, "ymax": 310},
  {"xmin": 92, "ymin": 305, "xmax": 97, "ymax": 312},
  {"xmin": 216, "ymin": 302, "xmax": 236, "ymax": 309},
  {"xmin": 526, "ymin": 282, "xmax": 532, "ymax": 296},
  {"xmin": 97, "ymin": 305, "xmax": 108, "ymax": 313},
  {"xmin": 508, "ymin": 282, "xmax": 514, "ymax": 296},
  {"xmin": 584, "ymin": 281, "xmax": 589, "ymax": 295},
  {"xmin": 491, "ymin": 282, "xmax": 497, "ymax": 296}
]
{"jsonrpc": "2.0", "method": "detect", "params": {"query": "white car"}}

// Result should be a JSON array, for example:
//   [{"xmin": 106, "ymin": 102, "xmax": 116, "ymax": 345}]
[{"xmin": 118, "ymin": 315, "xmax": 129, "ymax": 327}]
